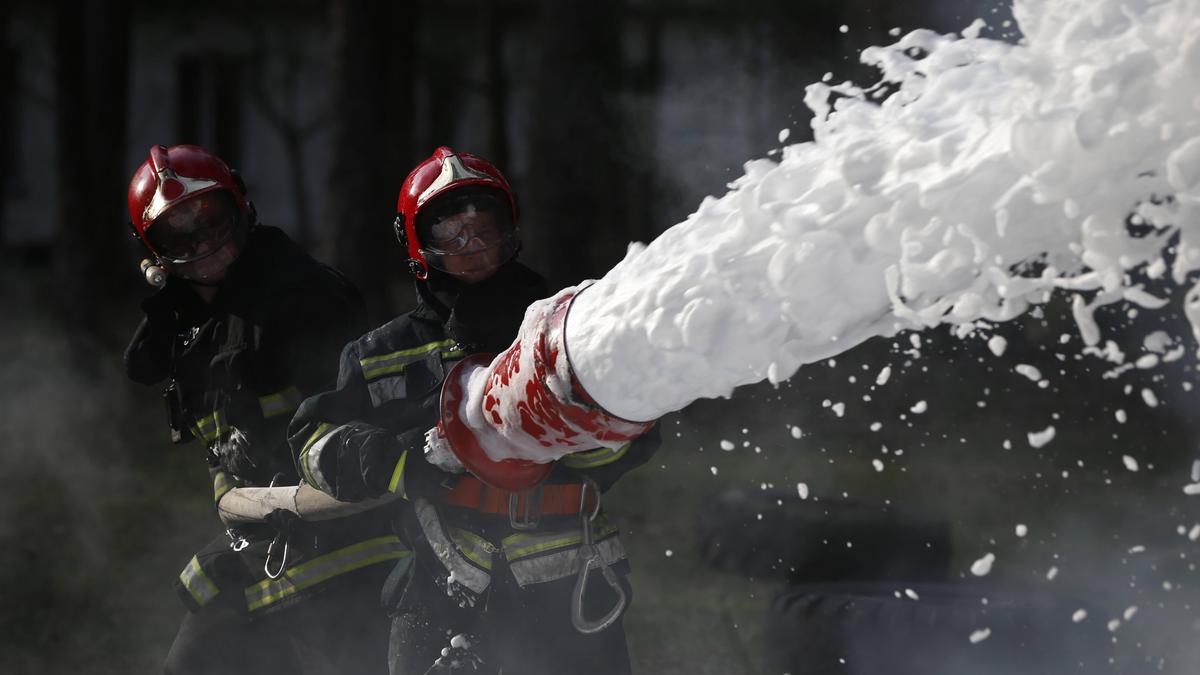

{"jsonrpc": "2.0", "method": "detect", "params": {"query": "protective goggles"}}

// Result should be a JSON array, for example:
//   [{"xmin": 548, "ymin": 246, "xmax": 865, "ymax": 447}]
[
  {"xmin": 416, "ymin": 191, "xmax": 517, "ymax": 270},
  {"xmin": 146, "ymin": 192, "xmax": 240, "ymax": 263}
]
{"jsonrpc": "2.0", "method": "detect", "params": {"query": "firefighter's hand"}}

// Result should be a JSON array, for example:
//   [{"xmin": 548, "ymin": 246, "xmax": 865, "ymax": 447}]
[
  {"xmin": 215, "ymin": 427, "xmax": 259, "ymax": 480},
  {"xmin": 394, "ymin": 428, "xmax": 459, "ymax": 499},
  {"xmin": 263, "ymin": 507, "xmax": 306, "ymax": 537},
  {"xmin": 423, "ymin": 425, "xmax": 465, "ymax": 474}
]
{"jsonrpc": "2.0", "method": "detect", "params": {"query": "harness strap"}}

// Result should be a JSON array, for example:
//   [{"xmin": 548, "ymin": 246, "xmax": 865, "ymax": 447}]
[{"xmin": 439, "ymin": 477, "xmax": 596, "ymax": 517}]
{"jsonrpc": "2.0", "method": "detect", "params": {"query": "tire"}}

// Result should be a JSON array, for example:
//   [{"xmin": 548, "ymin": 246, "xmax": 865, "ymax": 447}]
[
  {"xmin": 763, "ymin": 581, "xmax": 1115, "ymax": 675},
  {"xmin": 696, "ymin": 488, "xmax": 952, "ymax": 583}
]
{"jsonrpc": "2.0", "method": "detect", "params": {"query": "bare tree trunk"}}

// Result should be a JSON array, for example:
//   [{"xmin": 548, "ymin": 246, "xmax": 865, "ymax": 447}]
[
  {"xmin": 522, "ymin": 0, "xmax": 633, "ymax": 291},
  {"xmin": 0, "ymin": 3, "xmax": 11, "ymax": 245},
  {"xmin": 483, "ymin": 2, "xmax": 510, "ymax": 171},
  {"xmin": 53, "ymin": 0, "xmax": 131, "ymax": 341},
  {"xmin": 325, "ymin": 0, "xmax": 414, "ymax": 322},
  {"xmin": 281, "ymin": 129, "xmax": 312, "ymax": 245},
  {"xmin": 245, "ymin": 31, "xmax": 321, "ymax": 248}
]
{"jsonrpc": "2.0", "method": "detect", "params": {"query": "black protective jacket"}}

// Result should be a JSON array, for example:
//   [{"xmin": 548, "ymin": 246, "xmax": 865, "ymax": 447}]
[
  {"xmin": 125, "ymin": 225, "xmax": 403, "ymax": 614},
  {"xmin": 287, "ymin": 262, "xmax": 660, "ymax": 608}
]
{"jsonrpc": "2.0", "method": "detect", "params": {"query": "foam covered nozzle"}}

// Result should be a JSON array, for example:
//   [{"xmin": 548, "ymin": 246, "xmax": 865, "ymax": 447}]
[
  {"xmin": 438, "ymin": 287, "xmax": 654, "ymax": 490},
  {"xmin": 140, "ymin": 258, "xmax": 166, "ymax": 287}
]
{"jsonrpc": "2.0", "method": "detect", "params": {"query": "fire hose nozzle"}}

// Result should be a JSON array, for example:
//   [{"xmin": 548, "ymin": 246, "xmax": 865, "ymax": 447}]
[{"xmin": 439, "ymin": 287, "xmax": 654, "ymax": 491}]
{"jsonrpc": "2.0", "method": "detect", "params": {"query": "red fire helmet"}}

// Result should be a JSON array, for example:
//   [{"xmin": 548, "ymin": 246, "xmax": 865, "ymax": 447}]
[
  {"xmin": 127, "ymin": 144, "xmax": 250, "ymax": 260},
  {"xmin": 395, "ymin": 146, "xmax": 518, "ymax": 278}
]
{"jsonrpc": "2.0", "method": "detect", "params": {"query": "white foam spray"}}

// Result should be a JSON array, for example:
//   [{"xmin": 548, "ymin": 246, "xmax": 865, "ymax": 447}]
[{"xmin": 558, "ymin": 0, "xmax": 1200, "ymax": 423}]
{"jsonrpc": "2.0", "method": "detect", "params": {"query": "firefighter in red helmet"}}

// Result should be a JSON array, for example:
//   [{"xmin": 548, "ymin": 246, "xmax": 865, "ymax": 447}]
[
  {"xmin": 124, "ymin": 144, "xmax": 396, "ymax": 674},
  {"xmin": 289, "ymin": 146, "xmax": 660, "ymax": 674}
]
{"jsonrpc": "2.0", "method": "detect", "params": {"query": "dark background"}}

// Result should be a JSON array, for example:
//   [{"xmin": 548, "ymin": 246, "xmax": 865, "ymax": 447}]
[{"xmin": 3, "ymin": 1, "xmax": 1199, "ymax": 673}]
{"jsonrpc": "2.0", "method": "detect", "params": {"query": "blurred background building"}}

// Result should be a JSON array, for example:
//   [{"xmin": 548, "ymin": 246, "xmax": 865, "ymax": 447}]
[{"xmin": 2, "ymin": 0, "xmax": 989, "ymax": 319}]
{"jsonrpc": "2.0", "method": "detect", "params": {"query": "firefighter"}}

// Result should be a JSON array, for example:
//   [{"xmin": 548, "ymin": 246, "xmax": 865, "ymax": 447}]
[
  {"xmin": 288, "ymin": 146, "xmax": 660, "ymax": 674},
  {"xmin": 124, "ymin": 144, "xmax": 399, "ymax": 675}
]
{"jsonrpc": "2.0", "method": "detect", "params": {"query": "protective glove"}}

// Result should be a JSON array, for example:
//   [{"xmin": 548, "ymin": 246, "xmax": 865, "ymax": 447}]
[
  {"xmin": 423, "ymin": 425, "xmax": 465, "ymax": 474},
  {"xmin": 402, "ymin": 428, "xmax": 461, "ymax": 498},
  {"xmin": 125, "ymin": 284, "xmax": 182, "ymax": 385},
  {"xmin": 139, "ymin": 281, "xmax": 181, "ymax": 327},
  {"xmin": 262, "ymin": 506, "xmax": 306, "ymax": 535},
  {"xmin": 261, "ymin": 507, "xmax": 308, "ymax": 578},
  {"xmin": 215, "ymin": 426, "xmax": 259, "ymax": 480}
]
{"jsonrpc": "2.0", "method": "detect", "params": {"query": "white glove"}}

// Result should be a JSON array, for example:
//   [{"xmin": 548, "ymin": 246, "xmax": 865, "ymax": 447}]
[{"xmin": 424, "ymin": 426, "xmax": 466, "ymax": 474}]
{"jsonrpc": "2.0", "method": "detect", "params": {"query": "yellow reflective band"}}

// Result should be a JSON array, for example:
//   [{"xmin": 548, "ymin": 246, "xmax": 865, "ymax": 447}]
[
  {"xmin": 502, "ymin": 525, "xmax": 619, "ymax": 561},
  {"xmin": 448, "ymin": 528, "xmax": 497, "ymax": 571},
  {"xmin": 180, "ymin": 555, "xmax": 220, "ymax": 607},
  {"xmin": 258, "ymin": 386, "xmax": 304, "ymax": 419},
  {"xmin": 212, "ymin": 470, "xmax": 240, "ymax": 503},
  {"xmin": 362, "ymin": 362, "xmax": 409, "ymax": 380},
  {"xmin": 359, "ymin": 340, "xmax": 457, "ymax": 380},
  {"xmin": 298, "ymin": 423, "xmax": 334, "ymax": 488},
  {"xmin": 562, "ymin": 443, "xmax": 631, "ymax": 469},
  {"xmin": 194, "ymin": 411, "xmax": 228, "ymax": 444},
  {"xmin": 359, "ymin": 340, "xmax": 457, "ymax": 366},
  {"xmin": 243, "ymin": 536, "xmax": 410, "ymax": 612},
  {"xmin": 441, "ymin": 348, "xmax": 467, "ymax": 361},
  {"xmin": 387, "ymin": 450, "xmax": 408, "ymax": 495}
]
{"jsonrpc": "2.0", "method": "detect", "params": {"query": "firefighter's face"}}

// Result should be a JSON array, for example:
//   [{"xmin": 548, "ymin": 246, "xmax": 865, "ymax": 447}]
[
  {"xmin": 423, "ymin": 209, "xmax": 510, "ymax": 284},
  {"xmin": 149, "ymin": 192, "xmax": 243, "ymax": 284}
]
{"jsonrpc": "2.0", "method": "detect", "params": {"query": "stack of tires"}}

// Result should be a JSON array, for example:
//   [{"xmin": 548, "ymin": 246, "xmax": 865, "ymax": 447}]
[{"xmin": 697, "ymin": 488, "xmax": 1114, "ymax": 674}]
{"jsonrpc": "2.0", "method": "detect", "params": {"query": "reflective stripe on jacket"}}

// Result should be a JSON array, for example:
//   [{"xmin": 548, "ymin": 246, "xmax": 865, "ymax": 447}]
[
  {"xmin": 414, "ymin": 498, "xmax": 627, "ymax": 593},
  {"xmin": 177, "ymin": 534, "xmax": 409, "ymax": 613}
]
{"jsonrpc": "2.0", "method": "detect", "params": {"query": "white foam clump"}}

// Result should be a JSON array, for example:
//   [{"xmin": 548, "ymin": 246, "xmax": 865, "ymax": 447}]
[
  {"xmin": 560, "ymin": 0, "xmax": 1200, "ymax": 423},
  {"xmin": 1028, "ymin": 425, "xmax": 1056, "ymax": 448},
  {"xmin": 969, "ymin": 628, "xmax": 992, "ymax": 644},
  {"xmin": 988, "ymin": 336, "xmax": 1008, "ymax": 357},
  {"xmin": 1015, "ymin": 364, "xmax": 1042, "ymax": 382},
  {"xmin": 970, "ymin": 552, "xmax": 996, "ymax": 576},
  {"xmin": 1141, "ymin": 388, "xmax": 1160, "ymax": 408},
  {"xmin": 875, "ymin": 365, "xmax": 892, "ymax": 385}
]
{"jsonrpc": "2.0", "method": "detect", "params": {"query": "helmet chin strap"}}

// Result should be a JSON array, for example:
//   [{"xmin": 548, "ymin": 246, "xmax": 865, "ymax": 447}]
[{"xmin": 416, "ymin": 268, "xmax": 462, "ymax": 321}]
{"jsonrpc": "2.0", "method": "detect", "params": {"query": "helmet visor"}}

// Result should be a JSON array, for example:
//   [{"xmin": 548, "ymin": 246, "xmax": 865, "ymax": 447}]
[
  {"xmin": 146, "ymin": 191, "xmax": 240, "ymax": 263},
  {"xmin": 417, "ymin": 189, "xmax": 517, "ymax": 274}
]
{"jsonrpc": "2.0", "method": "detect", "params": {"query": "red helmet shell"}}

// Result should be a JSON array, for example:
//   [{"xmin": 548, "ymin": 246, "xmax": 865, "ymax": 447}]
[
  {"xmin": 127, "ymin": 144, "xmax": 249, "ymax": 257},
  {"xmin": 396, "ymin": 146, "xmax": 517, "ymax": 278}
]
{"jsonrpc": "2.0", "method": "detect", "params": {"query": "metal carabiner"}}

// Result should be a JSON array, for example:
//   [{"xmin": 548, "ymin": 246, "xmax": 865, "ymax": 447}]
[
  {"xmin": 569, "ymin": 479, "xmax": 627, "ymax": 634},
  {"xmin": 262, "ymin": 472, "xmax": 292, "ymax": 579},
  {"xmin": 264, "ymin": 532, "xmax": 289, "ymax": 580}
]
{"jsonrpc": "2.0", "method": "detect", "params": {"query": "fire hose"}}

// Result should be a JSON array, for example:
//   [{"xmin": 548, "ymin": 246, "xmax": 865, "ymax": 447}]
[
  {"xmin": 216, "ymin": 483, "xmax": 402, "ymax": 525},
  {"xmin": 218, "ymin": 483, "xmax": 403, "ymax": 580}
]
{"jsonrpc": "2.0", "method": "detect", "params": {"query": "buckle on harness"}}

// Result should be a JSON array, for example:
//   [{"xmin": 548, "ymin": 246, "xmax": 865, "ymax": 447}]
[
  {"xmin": 225, "ymin": 528, "xmax": 250, "ymax": 552},
  {"xmin": 508, "ymin": 486, "xmax": 544, "ymax": 531}
]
